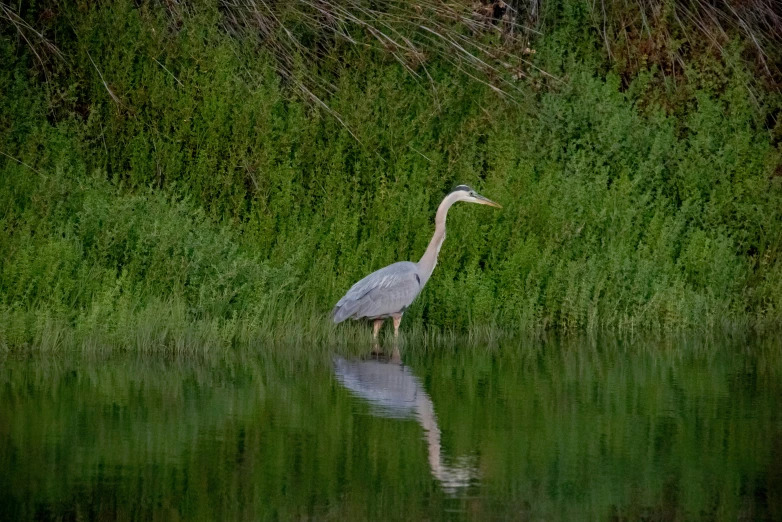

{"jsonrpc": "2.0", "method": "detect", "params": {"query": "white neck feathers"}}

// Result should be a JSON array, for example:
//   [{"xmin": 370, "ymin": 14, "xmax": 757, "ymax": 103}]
[{"xmin": 417, "ymin": 191, "xmax": 461, "ymax": 285}]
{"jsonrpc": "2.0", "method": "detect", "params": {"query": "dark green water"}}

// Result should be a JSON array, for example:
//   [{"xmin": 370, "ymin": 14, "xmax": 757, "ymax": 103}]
[{"xmin": 2, "ymin": 337, "xmax": 781, "ymax": 521}]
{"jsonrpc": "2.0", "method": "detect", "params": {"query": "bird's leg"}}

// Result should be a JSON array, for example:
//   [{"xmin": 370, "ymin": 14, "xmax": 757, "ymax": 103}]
[
  {"xmin": 389, "ymin": 346, "xmax": 401, "ymax": 364},
  {"xmin": 392, "ymin": 314, "xmax": 403, "ymax": 340},
  {"xmin": 372, "ymin": 318, "xmax": 384, "ymax": 340},
  {"xmin": 371, "ymin": 319, "xmax": 385, "ymax": 355}
]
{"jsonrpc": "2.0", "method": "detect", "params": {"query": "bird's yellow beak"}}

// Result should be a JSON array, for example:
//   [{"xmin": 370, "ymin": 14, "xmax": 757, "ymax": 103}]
[{"xmin": 476, "ymin": 194, "xmax": 502, "ymax": 208}]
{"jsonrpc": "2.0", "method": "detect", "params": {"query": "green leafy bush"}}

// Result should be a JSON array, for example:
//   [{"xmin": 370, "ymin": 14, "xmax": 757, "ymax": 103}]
[{"xmin": 1, "ymin": 0, "xmax": 781, "ymax": 348}]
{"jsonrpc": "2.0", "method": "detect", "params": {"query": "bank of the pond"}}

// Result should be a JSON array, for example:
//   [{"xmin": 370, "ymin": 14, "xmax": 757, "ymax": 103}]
[
  {"xmin": 2, "ymin": 0, "xmax": 782, "ymax": 348},
  {"xmin": 0, "ymin": 303, "xmax": 765, "ymax": 353},
  {"xmin": 0, "ymin": 303, "xmax": 522, "ymax": 352}
]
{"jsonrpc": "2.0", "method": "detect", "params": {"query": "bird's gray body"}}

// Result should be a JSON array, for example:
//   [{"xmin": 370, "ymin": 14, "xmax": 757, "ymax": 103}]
[{"xmin": 332, "ymin": 261, "xmax": 423, "ymax": 323}]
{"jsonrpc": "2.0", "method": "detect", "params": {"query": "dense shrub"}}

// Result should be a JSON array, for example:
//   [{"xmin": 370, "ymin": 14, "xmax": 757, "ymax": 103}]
[{"xmin": 1, "ymin": 0, "xmax": 781, "ymax": 347}]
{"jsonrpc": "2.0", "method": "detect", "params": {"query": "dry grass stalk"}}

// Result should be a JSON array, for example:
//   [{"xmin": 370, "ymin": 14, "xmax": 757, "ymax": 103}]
[
  {"xmin": 218, "ymin": 0, "xmax": 545, "ymax": 102},
  {"xmin": 0, "ymin": 2, "xmax": 65, "ymax": 81}
]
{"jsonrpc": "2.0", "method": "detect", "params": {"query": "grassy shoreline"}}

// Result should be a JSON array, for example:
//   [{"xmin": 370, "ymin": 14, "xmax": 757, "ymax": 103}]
[{"xmin": 1, "ymin": 302, "xmax": 775, "ymax": 353}]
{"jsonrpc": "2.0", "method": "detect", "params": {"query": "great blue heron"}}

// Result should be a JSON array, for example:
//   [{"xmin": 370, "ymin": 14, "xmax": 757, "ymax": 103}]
[{"xmin": 332, "ymin": 185, "xmax": 501, "ymax": 339}]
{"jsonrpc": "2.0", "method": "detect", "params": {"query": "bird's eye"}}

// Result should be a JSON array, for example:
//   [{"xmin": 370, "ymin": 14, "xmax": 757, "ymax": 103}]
[{"xmin": 470, "ymin": 192, "xmax": 477, "ymax": 197}]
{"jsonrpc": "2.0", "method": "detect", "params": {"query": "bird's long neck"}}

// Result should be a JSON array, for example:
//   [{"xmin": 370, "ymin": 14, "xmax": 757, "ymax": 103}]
[{"xmin": 417, "ymin": 192, "xmax": 458, "ymax": 285}]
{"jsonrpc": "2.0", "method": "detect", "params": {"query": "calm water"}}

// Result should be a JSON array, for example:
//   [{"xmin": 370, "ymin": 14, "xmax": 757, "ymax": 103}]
[{"xmin": 1, "ymin": 337, "xmax": 781, "ymax": 521}]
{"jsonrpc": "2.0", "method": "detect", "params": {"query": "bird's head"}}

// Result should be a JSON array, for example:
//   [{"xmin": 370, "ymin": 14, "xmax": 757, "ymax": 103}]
[{"xmin": 450, "ymin": 185, "xmax": 502, "ymax": 208}]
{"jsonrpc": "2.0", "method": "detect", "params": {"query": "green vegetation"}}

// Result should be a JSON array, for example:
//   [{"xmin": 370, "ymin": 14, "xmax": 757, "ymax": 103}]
[{"xmin": 1, "ymin": 0, "xmax": 782, "ymax": 349}]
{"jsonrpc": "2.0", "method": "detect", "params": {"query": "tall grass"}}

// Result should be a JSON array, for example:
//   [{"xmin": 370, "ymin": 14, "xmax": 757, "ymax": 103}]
[{"xmin": 1, "ymin": 0, "xmax": 781, "ymax": 350}]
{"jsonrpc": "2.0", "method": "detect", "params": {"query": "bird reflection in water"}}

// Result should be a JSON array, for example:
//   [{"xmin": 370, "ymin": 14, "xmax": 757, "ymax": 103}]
[{"xmin": 333, "ymin": 348, "xmax": 478, "ymax": 494}]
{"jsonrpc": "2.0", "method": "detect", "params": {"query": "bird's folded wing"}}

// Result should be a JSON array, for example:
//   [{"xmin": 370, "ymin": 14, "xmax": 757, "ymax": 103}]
[
  {"xmin": 333, "ymin": 263, "xmax": 421, "ymax": 321},
  {"xmin": 357, "ymin": 274, "xmax": 420, "ymax": 318}
]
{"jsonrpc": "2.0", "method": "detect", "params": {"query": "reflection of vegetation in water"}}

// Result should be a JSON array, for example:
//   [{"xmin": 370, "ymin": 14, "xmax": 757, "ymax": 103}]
[{"xmin": 1, "ymin": 337, "xmax": 780, "ymax": 520}]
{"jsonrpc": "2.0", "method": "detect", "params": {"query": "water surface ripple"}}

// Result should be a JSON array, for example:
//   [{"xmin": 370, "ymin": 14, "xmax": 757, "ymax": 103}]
[{"xmin": 1, "ymin": 337, "xmax": 780, "ymax": 520}]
